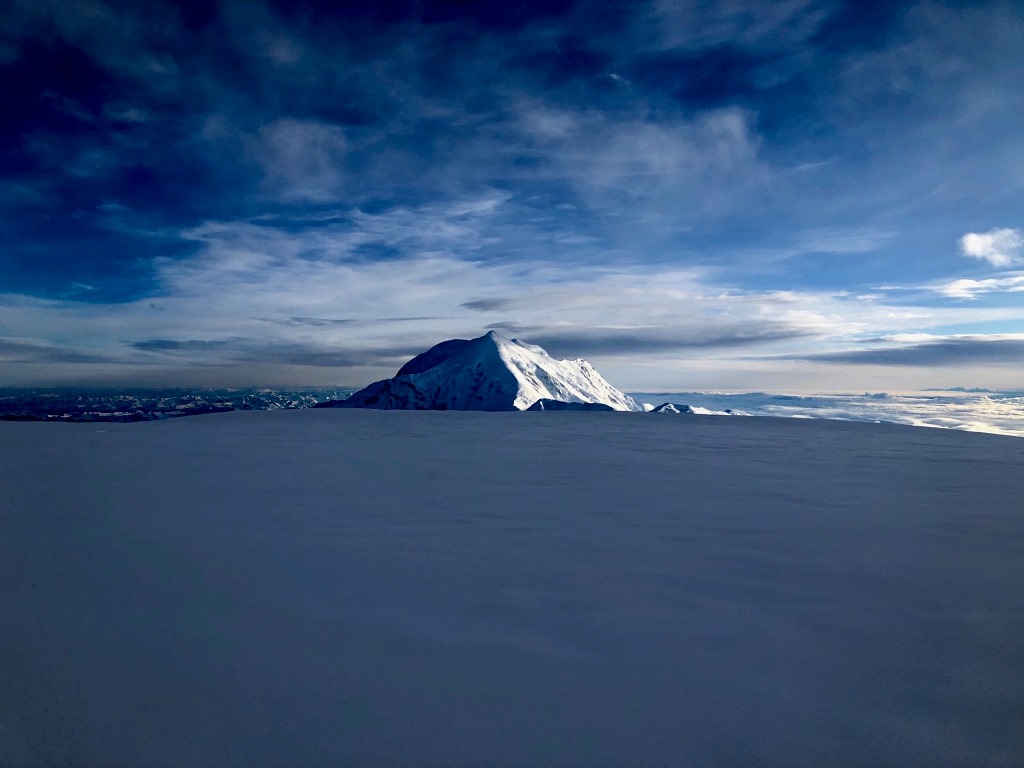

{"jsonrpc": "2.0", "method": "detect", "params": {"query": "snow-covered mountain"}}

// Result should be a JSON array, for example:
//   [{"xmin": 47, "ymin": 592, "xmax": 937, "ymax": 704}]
[{"xmin": 325, "ymin": 331, "xmax": 642, "ymax": 411}]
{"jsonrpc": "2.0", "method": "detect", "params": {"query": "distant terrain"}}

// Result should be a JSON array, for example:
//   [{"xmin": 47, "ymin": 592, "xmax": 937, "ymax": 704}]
[
  {"xmin": 0, "ymin": 388, "xmax": 352, "ymax": 423},
  {"xmin": 4, "ymin": 385, "xmax": 1023, "ymax": 436},
  {"xmin": 2, "ymin": 334, "xmax": 1021, "ymax": 435}
]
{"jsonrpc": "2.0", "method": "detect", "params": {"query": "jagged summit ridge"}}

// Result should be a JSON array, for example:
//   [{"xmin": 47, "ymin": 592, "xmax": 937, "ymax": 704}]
[{"xmin": 326, "ymin": 331, "xmax": 642, "ymax": 412}]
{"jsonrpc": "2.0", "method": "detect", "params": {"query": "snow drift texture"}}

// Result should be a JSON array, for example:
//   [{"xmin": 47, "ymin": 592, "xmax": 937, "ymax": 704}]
[
  {"xmin": 2, "ymin": 411, "xmax": 1023, "ymax": 767},
  {"xmin": 324, "ymin": 330, "xmax": 642, "ymax": 411}
]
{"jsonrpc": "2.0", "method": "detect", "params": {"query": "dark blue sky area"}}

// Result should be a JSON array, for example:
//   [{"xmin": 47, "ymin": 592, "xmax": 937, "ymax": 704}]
[{"xmin": 1, "ymin": 0, "xmax": 1023, "ymax": 388}]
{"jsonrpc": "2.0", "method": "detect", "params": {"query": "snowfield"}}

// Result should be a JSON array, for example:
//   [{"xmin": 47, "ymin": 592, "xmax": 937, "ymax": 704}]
[{"xmin": 2, "ymin": 410, "xmax": 1023, "ymax": 767}]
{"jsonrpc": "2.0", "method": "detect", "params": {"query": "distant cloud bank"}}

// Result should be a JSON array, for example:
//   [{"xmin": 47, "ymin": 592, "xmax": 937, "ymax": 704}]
[{"xmin": 629, "ymin": 390, "xmax": 1024, "ymax": 438}]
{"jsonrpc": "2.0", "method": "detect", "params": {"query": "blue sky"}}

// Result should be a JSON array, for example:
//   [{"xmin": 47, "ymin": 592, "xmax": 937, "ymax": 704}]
[{"xmin": 1, "ymin": 0, "xmax": 1023, "ymax": 390}]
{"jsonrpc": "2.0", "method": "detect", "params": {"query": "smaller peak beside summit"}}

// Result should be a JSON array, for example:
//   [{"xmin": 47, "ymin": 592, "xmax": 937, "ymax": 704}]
[
  {"xmin": 483, "ymin": 329, "xmax": 525, "ymax": 347},
  {"xmin": 652, "ymin": 402, "xmax": 684, "ymax": 414},
  {"xmin": 651, "ymin": 402, "xmax": 748, "ymax": 416}
]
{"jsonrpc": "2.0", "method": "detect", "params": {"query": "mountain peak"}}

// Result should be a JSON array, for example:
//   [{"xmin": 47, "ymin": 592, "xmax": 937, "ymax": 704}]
[
  {"xmin": 334, "ymin": 332, "xmax": 641, "ymax": 412},
  {"xmin": 482, "ymin": 329, "xmax": 519, "ymax": 347}
]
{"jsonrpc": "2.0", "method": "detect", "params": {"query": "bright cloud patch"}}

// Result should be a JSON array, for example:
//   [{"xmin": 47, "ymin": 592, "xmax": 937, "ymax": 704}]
[
  {"xmin": 936, "ymin": 274, "xmax": 1024, "ymax": 299},
  {"xmin": 960, "ymin": 228, "xmax": 1024, "ymax": 268}
]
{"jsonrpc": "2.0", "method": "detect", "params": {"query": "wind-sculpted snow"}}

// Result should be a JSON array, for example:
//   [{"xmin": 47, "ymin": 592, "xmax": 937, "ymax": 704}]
[
  {"xmin": 325, "ymin": 331, "xmax": 642, "ymax": 411},
  {"xmin": 2, "ymin": 410, "xmax": 1023, "ymax": 767}
]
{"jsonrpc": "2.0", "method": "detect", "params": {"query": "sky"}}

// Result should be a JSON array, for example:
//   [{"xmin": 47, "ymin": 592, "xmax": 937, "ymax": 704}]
[{"xmin": 1, "ymin": 0, "xmax": 1023, "ymax": 392}]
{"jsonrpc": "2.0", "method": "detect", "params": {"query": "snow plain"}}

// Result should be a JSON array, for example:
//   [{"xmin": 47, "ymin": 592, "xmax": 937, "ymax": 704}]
[{"xmin": 2, "ymin": 409, "xmax": 1023, "ymax": 767}]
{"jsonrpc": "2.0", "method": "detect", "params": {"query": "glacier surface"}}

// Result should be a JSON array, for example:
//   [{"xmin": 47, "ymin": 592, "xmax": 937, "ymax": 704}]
[{"xmin": 2, "ymin": 410, "xmax": 1023, "ymax": 767}]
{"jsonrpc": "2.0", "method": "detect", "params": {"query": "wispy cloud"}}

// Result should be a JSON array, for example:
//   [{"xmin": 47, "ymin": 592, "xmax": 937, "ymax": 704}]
[
  {"xmin": 530, "ymin": 325, "xmax": 820, "ymax": 358},
  {"xmin": 462, "ymin": 298, "xmax": 514, "ymax": 312},
  {"xmin": 251, "ymin": 118, "xmax": 349, "ymax": 202},
  {"xmin": 794, "ymin": 228, "xmax": 894, "ymax": 255},
  {"xmin": 255, "ymin": 317, "xmax": 356, "ymax": 328},
  {"xmin": 0, "ymin": 338, "xmax": 124, "ymax": 365},
  {"xmin": 132, "ymin": 339, "xmax": 235, "ymax": 352},
  {"xmin": 6, "ymin": 180, "xmax": 1024, "ymax": 389},
  {"xmin": 934, "ymin": 274, "xmax": 1024, "ymax": 299}
]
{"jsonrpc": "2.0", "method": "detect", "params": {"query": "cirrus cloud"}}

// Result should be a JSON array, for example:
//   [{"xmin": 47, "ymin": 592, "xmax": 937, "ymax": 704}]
[{"xmin": 935, "ymin": 274, "xmax": 1024, "ymax": 300}]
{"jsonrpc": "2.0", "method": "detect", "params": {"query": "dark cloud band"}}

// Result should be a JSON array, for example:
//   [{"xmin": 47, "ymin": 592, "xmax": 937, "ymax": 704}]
[{"xmin": 799, "ymin": 339, "xmax": 1024, "ymax": 366}]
